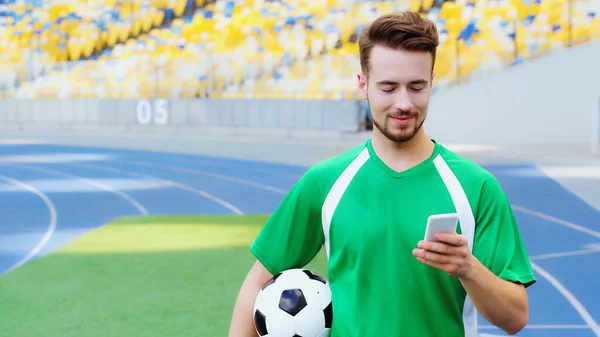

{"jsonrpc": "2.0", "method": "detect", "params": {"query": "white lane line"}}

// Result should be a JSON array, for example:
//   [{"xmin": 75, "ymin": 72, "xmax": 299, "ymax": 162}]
[
  {"xmin": 530, "ymin": 246, "xmax": 600, "ymax": 260},
  {"xmin": 167, "ymin": 157, "xmax": 303, "ymax": 180},
  {"xmin": 480, "ymin": 324, "xmax": 598, "ymax": 329},
  {"xmin": 0, "ymin": 174, "xmax": 58, "ymax": 274},
  {"xmin": 7, "ymin": 164, "xmax": 148, "ymax": 215},
  {"xmin": 249, "ymin": 167, "xmax": 302, "ymax": 180},
  {"xmin": 73, "ymin": 163, "xmax": 244, "ymax": 215},
  {"xmin": 512, "ymin": 204, "xmax": 600, "ymax": 239},
  {"xmin": 512, "ymin": 205, "xmax": 600, "ymax": 336},
  {"xmin": 530, "ymin": 262, "xmax": 600, "ymax": 336},
  {"xmin": 127, "ymin": 160, "xmax": 288, "ymax": 195}
]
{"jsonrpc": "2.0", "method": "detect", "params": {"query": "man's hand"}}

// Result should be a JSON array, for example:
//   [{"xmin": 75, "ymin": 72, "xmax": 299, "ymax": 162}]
[
  {"xmin": 411, "ymin": 232, "xmax": 474, "ymax": 278},
  {"xmin": 412, "ymin": 232, "xmax": 529, "ymax": 335}
]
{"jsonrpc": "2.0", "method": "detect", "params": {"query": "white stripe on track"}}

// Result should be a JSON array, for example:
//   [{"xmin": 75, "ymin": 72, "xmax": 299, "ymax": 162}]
[
  {"xmin": 512, "ymin": 204, "xmax": 600, "ymax": 336},
  {"xmin": 0, "ymin": 174, "xmax": 58, "ymax": 274},
  {"xmin": 73, "ymin": 163, "xmax": 244, "ymax": 215},
  {"xmin": 530, "ymin": 262, "xmax": 600, "ymax": 336},
  {"xmin": 8, "ymin": 164, "xmax": 148, "ymax": 215},
  {"xmin": 167, "ymin": 157, "xmax": 303, "ymax": 180},
  {"xmin": 512, "ymin": 204, "xmax": 600, "ymax": 239},
  {"xmin": 530, "ymin": 246, "xmax": 600, "ymax": 260},
  {"xmin": 128, "ymin": 160, "xmax": 288, "ymax": 195},
  {"xmin": 480, "ymin": 324, "xmax": 596, "ymax": 329}
]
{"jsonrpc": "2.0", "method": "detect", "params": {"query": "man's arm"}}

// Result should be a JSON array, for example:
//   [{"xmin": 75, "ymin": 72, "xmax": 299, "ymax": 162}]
[
  {"xmin": 413, "ymin": 232, "xmax": 529, "ymax": 335},
  {"xmin": 415, "ymin": 174, "xmax": 534, "ymax": 334},
  {"xmin": 229, "ymin": 260, "xmax": 273, "ymax": 337},
  {"xmin": 229, "ymin": 169, "xmax": 324, "ymax": 337},
  {"xmin": 459, "ymin": 253, "xmax": 529, "ymax": 335},
  {"xmin": 229, "ymin": 167, "xmax": 325, "ymax": 336}
]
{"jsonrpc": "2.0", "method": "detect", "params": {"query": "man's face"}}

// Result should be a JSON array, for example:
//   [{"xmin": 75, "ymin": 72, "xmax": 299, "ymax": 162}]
[{"xmin": 358, "ymin": 45, "xmax": 434, "ymax": 144}]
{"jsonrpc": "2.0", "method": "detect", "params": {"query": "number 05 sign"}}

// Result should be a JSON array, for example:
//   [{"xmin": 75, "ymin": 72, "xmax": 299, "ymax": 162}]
[{"xmin": 136, "ymin": 99, "xmax": 169, "ymax": 125}]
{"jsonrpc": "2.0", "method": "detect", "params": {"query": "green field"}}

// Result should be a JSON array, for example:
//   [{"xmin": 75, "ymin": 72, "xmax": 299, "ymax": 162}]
[{"xmin": 0, "ymin": 215, "xmax": 328, "ymax": 337}]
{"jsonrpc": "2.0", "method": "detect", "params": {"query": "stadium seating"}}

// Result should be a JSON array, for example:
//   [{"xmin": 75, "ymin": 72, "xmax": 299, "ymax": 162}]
[
  {"xmin": 1, "ymin": 0, "xmax": 599, "ymax": 99},
  {"xmin": 0, "ymin": 0, "xmax": 190, "ymax": 97}
]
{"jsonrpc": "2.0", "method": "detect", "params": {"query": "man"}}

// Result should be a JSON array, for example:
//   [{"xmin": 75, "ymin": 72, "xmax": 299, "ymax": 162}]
[{"xmin": 229, "ymin": 11, "xmax": 536, "ymax": 337}]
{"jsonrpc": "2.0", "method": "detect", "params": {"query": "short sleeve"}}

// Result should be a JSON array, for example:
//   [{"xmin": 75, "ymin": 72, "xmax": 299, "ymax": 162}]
[
  {"xmin": 472, "ymin": 176, "xmax": 536, "ymax": 288},
  {"xmin": 249, "ymin": 168, "xmax": 325, "ymax": 276}
]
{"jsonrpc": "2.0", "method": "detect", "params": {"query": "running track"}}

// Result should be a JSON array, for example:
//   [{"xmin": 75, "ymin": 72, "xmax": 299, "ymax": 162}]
[{"xmin": 0, "ymin": 142, "xmax": 599, "ymax": 337}]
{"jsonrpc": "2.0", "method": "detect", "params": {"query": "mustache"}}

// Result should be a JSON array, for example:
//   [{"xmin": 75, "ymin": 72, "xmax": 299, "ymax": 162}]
[{"xmin": 388, "ymin": 112, "xmax": 416, "ymax": 118}]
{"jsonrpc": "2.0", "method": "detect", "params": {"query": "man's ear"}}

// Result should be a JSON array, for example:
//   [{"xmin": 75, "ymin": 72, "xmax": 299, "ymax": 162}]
[
  {"xmin": 431, "ymin": 72, "xmax": 435, "ymax": 86},
  {"xmin": 357, "ymin": 73, "xmax": 368, "ymax": 100}
]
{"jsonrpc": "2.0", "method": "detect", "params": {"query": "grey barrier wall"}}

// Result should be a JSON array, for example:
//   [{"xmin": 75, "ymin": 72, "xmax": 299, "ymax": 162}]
[
  {"xmin": 426, "ymin": 39, "xmax": 600, "ymax": 146},
  {"xmin": 0, "ymin": 98, "xmax": 364, "ymax": 138}
]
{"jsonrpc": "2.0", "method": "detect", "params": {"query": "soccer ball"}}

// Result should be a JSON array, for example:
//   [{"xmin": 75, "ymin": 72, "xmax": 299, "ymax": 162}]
[{"xmin": 253, "ymin": 268, "xmax": 333, "ymax": 337}]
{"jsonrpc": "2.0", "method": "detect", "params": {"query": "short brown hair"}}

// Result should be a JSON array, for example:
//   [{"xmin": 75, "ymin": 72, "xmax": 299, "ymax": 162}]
[{"xmin": 358, "ymin": 12, "xmax": 439, "ymax": 78}]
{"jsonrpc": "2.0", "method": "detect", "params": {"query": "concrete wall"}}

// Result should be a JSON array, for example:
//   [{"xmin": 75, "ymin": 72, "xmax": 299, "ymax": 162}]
[
  {"xmin": 0, "ymin": 98, "xmax": 364, "ymax": 139},
  {"xmin": 426, "ymin": 40, "xmax": 600, "ymax": 146}
]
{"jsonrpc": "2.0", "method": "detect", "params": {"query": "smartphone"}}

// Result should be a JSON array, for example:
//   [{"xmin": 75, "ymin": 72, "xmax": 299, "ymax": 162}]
[{"xmin": 424, "ymin": 213, "xmax": 459, "ymax": 242}]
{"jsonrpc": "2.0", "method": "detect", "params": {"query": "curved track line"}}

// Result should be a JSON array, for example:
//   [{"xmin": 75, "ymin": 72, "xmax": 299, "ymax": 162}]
[
  {"xmin": 128, "ymin": 160, "xmax": 288, "ymax": 195},
  {"xmin": 512, "ymin": 204, "xmax": 600, "ymax": 239},
  {"xmin": 530, "ymin": 262, "xmax": 600, "ymax": 336},
  {"xmin": 0, "ymin": 174, "xmax": 57, "ymax": 274},
  {"xmin": 480, "ymin": 324, "xmax": 596, "ymax": 329},
  {"xmin": 530, "ymin": 246, "xmax": 600, "ymax": 261},
  {"xmin": 167, "ymin": 157, "xmax": 303, "ymax": 179},
  {"xmin": 6, "ymin": 164, "xmax": 148, "ymax": 215},
  {"xmin": 72, "ymin": 163, "xmax": 244, "ymax": 215},
  {"xmin": 512, "ymin": 204, "xmax": 600, "ymax": 336},
  {"xmin": 249, "ymin": 167, "xmax": 302, "ymax": 180}
]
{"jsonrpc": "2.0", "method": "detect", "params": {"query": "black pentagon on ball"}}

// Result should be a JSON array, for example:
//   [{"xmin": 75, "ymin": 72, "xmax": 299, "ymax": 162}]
[
  {"xmin": 302, "ymin": 269, "xmax": 327, "ymax": 284},
  {"xmin": 324, "ymin": 302, "xmax": 333, "ymax": 328},
  {"xmin": 254, "ymin": 309, "xmax": 268, "ymax": 336},
  {"xmin": 279, "ymin": 288, "xmax": 307, "ymax": 316}
]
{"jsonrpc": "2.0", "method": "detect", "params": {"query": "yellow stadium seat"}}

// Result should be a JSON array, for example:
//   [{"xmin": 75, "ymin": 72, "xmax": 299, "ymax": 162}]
[
  {"xmin": 141, "ymin": 14, "xmax": 154, "ymax": 32},
  {"xmin": 2, "ymin": 0, "xmax": 599, "ymax": 98},
  {"xmin": 67, "ymin": 41, "xmax": 83, "ymax": 61},
  {"xmin": 592, "ymin": 17, "xmax": 600, "ymax": 38},
  {"xmin": 174, "ymin": 0, "xmax": 187, "ymax": 17},
  {"xmin": 131, "ymin": 19, "xmax": 143, "ymax": 36},
  {"xmin": 440, "ymin": 2, "xmax": 463, "ymax": 20},
  {"xmin": 153, "ymin": 10, "xmax": 165, "ymax": 26},
  {"xmin": 434, "ymin": 44, "xmax": 457, "ymax": 83}
]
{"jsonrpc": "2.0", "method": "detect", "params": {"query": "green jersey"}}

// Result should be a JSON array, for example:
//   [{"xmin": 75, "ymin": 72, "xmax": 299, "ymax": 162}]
[{"xmin": 250, "ymin": 138, "xmax": 536, "ymax": 337}]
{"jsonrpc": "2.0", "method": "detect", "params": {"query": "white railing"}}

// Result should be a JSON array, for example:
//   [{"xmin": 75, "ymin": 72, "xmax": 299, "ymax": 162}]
[{"xmin": 593, "ymin": 96, "xmax": 600, "ymax": 155}]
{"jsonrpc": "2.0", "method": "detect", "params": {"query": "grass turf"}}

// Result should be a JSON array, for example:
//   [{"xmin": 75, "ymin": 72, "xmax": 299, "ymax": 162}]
[{"xmin": 0, "ymin": 215, "xmax": 328, "ymax": 337}]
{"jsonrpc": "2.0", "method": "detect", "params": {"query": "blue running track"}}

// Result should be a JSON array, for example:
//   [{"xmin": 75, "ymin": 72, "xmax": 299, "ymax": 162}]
[{"xmin": 0, "ymin": 143, "xmax": 598, "ymax": 337}]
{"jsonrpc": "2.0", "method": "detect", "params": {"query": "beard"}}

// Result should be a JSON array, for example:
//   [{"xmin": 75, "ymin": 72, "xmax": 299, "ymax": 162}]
[{"xmin": 371, "ymin": 108, "xmax": 427, "ymax": 144}]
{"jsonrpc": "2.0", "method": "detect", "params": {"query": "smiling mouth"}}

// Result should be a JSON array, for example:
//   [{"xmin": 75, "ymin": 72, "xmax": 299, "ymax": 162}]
[
  {"xmin": 390, "ymin": 115, "xmax": 414, "ymax": 122},
  {"xmin": 387, "ymin": 114, "xmax": 415, "ymax": 127}
]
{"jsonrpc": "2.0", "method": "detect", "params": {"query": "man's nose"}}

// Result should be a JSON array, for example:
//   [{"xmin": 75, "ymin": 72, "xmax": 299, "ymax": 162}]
[{"xmin": 393, "ymin": 88, "xmax": 413, "ymax": 112}]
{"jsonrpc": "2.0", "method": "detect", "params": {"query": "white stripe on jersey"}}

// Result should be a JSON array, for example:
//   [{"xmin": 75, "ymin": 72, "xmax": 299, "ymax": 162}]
[
  {"xmin": 321, "ymin": 147, "xmax": 370, "ymax": 259},
  {"xmin": 433, "ymin": 154, "xmax": 478, "ymax": 337}
]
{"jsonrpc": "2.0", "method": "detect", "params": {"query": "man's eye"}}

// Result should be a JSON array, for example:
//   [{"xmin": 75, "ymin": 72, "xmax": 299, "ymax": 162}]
[{"xmin": 381, "ymin": 88, "xmax": 395, "ymax": 93}]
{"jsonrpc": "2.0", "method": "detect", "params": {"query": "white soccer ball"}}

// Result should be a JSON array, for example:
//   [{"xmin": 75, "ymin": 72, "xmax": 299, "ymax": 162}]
[{"xmin": 253, "ymin": 268, "xmax": 333, "ymax": 337}]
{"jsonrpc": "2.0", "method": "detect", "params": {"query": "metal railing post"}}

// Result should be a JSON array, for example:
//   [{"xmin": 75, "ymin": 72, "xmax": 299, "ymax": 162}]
[{"xmin": 592, "ymin": 96, "xmax": 600, "ymax": 155}]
